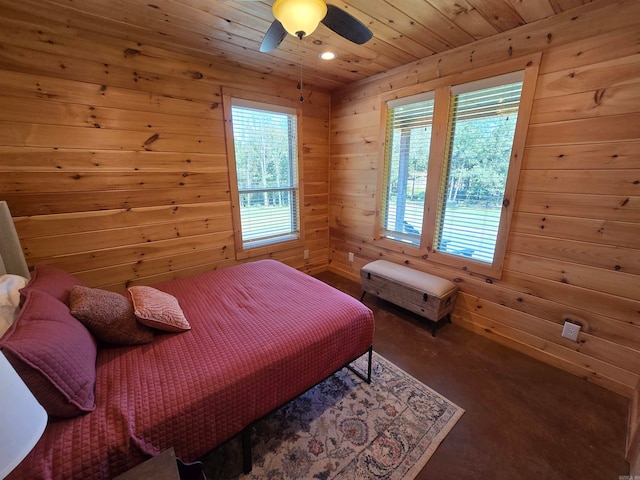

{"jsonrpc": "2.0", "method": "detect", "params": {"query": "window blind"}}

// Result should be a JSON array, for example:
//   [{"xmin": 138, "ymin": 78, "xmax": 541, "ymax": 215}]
[
  {"xmin": 381, "ymin": 93, "xmax": 435, "ymax": 246},
  {"xmin": 231, "ymin": 103, "xmax": 300, "ymax": 249},
  {"xmin": 435, "ymin": 78, "xmax": 523, "ymax": 263}
]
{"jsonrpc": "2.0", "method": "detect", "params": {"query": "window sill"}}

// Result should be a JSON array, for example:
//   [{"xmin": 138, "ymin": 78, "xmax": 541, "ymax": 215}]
[
  {"xmin": 373, "ymin": 236, "xmax": 504, "ymax": 280},
  {"xmin": 373, "ymin": 236, "xmax": 427, "ymax": 257},
  {"xmin": 235, "ymin": 237, "xmax": 303, "ymax": 260},
  {"xmin": 427, "ymin": 250, "xmax": 504, "ymax": 280}
]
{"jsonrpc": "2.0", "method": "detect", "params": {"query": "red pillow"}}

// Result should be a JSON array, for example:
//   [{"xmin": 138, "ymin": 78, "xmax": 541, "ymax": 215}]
[
  {"xmin": 0, "ymin": 289, "xmax": 97, "ymax": 418},
  {"xmin": 20, "ymin": 264, "xmax": 86, "ymax": 306}
]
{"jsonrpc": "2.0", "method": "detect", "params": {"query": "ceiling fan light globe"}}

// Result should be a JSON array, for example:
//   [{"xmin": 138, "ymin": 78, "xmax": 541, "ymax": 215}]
[{"xmin": 272, "ymin": 0, "xmax": 327, "ymax": 38}]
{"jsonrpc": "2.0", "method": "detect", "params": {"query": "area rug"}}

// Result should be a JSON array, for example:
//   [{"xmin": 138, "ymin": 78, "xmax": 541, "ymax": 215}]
[{"xmin": 202, "ymin": 352, "xmax": 464, "ymax": 480}]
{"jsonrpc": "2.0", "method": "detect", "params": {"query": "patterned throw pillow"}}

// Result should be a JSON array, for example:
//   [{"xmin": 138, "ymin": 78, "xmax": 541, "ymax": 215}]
[
  {"xmin": 128, "ymin": 286, "xmax": 191, "ymax": 333},
  {"xmin": 69, "ymin": 286, "xmax": 154, "ymax": 346}
]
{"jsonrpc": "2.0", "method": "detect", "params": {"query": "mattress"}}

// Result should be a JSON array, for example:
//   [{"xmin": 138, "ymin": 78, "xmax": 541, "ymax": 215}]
[{"xmin": 9, "ymin": 260, "xmax": 374, "ymax": 479}]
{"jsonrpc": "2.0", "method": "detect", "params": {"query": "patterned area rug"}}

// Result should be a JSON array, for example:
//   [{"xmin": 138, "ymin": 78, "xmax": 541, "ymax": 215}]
[{"xmin": 202, "ymin": 352, "xmax": 463, "ymax": 480}]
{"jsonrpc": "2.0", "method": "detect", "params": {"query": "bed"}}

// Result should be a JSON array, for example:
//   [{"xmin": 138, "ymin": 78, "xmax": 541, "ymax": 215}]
[{"xmin": 0, "ymin": 203, "xmax": 374, "ymax": 479}]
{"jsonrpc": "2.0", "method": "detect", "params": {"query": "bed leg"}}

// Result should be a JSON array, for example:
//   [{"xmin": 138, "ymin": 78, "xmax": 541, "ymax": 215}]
[
  {"xmin": 242, "ymin": 427, "xmax": 252, "ymax": 474},
  {"xmin": 347, "ymin": 346, "xmax": 373, "ymax": 384},
  {"xmin": 176, "ymin": 458, "xmax": 206, "ymax": 480}
]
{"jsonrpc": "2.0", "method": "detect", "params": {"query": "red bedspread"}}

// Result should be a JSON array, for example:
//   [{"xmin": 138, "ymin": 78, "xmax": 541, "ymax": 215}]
[{"xmin": 10, "ymin": 260, "xmax": 374, "ymax": 479}]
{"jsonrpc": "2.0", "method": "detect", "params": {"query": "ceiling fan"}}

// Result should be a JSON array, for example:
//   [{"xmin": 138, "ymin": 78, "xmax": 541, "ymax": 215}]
[{"xmin": 258, "ymin": 0, "xmax": 373, "ymax": 52}]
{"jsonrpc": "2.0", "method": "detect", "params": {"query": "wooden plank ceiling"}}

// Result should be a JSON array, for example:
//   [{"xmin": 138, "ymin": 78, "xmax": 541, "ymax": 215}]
[{"xmin": 30, "ymin": 0, "xmax": 596, "ymax": 91}]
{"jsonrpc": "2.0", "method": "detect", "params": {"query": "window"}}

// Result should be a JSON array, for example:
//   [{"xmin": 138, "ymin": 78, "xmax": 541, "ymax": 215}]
[
  {"xmin": 435, "ymin": 73, "xmax": 523, "ymax": 263},
  {"xmin": 381, "ymin": 92, "xmax": 434, "ymax": 246},
  {"xmin": 223, "ymin": 92, "xmax": 303, "ymax": 257},
  {"xmin": 377, "ymin": 61, "xmax": 537, "ymax": 278}
]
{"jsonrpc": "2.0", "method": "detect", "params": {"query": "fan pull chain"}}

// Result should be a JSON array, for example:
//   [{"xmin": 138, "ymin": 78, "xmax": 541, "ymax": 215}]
[
  {"xmin": 296, "ymin": 37, "xmax": 304, "ymax": 103},
  {"xmin": 298, "ymin": 64, "xmax": 304, "ymax": 103}
]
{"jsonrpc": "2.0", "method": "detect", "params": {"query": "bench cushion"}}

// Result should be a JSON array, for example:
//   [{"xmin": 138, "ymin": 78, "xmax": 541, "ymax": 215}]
[{"xmin": 361, "ymin": 260, "xmax": 456, "ymax": 297}]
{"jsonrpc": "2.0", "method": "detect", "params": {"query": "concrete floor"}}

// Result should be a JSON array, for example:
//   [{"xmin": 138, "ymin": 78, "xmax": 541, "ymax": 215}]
[{"xmin": 315, "ymin": 270, "xmax": 630, "ymax": 479}]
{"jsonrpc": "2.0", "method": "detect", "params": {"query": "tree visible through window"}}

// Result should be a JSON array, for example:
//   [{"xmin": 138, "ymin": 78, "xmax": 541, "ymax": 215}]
[
  {"xmin": 229, "ymin": 99, "xmax": 300, "ymax": 250},
  {"xmin": 378, "ymin": 68, "xmax": 531, "ymax": 276},
  {"xmin": 436, "ymin": 78, "xmax": 523, "ymax": 263},
  {"xmin": 381, "ymin": 93, "xmax": 434, "ymax": 246}
]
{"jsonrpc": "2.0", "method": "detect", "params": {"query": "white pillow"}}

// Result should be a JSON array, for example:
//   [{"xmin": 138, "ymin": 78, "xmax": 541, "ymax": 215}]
[
  {"xmin": 0, "ymin": 306, "xmax": 16, "ymax": 337},
  {"xmin": 0, "ymin": 274, "xmax": 28, "ymax": 308},
  {"xmin": 0, "ymin": 275, "xmax": 28, "ymax": 337}
]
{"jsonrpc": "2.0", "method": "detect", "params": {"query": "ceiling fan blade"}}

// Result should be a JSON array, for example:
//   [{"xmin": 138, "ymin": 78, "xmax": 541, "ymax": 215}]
[
  {"xmin": 260, "ymin": 20, "xmax": 287, "ymax": 52},
  {"xmin": 321, "ymin": 4, "xmax": 372, "ymax": 45}
]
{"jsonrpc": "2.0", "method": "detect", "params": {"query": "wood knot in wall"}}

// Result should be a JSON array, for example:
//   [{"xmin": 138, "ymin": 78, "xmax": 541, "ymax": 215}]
[{"xmin": 144, "ymin": 134, "xmax": 160, "ymax": 147}]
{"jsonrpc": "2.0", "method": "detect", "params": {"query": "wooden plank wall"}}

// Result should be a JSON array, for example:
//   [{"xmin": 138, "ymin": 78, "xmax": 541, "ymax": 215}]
[
  {"xmin": 0, "ymin": 2, "xmax": 331, "ymax": 290},
  {"xmin": 329, "ymin": 0, "xmax": 640, "ymax": 397}
]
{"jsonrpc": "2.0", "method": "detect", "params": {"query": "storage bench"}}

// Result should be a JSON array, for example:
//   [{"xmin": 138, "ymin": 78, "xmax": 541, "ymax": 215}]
[{"xmin": 360, "ymin": 260, "xmax": 458, "ymax": 336}]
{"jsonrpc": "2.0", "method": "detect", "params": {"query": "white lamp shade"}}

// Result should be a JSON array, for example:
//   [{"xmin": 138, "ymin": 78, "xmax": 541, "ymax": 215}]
[
  {"xmin": 272, "ymin": 0, "xmax": 327, "ymax": 37},
  {"xmin": 0, "ymin": 351, "xmax": 47, "ymax": 479}
]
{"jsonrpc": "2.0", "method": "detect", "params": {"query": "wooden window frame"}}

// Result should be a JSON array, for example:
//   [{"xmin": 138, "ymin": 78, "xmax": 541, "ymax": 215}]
[
  {"xmin": 379, "ymin": 91, "xmax": 436, "ymax": 247},
  {"xmin": 374, "ymin": 54, "xmax": 541, "ymax": 278},
  {"xmin": 222, "ymin": 87, "xmax": 305, "ymax": 260}
]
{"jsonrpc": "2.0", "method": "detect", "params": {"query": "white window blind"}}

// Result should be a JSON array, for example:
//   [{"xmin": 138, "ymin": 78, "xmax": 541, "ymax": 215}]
[
  {"xmin": 381, "ymin": 92, "xmax": 435, "ymax": 246},
  {"xmin": 231, "ymin": 101, "xmax": 300, "ymax": 249},
  {"xmin": 435, "ymin": 74, "xmax": 523, "ymax": 263}
]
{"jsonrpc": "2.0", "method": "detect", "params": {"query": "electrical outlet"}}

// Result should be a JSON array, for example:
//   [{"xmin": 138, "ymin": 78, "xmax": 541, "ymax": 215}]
[
  {"xmin": 561, "ymin": 321, "xmax": 581, "ymax": 342},
  {"xmin": 303, "ymin": 249, "xmax": 309, "ymax": 260},
  {"xmin": 348, "ymin": 252, "xmax": 355, "ymax": 263}
]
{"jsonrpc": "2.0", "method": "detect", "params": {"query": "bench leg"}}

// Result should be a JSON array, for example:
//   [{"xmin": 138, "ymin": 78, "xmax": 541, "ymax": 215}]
[{"xmin": 431, "ymin": 315, "xmax": 452, "ymax": 337}]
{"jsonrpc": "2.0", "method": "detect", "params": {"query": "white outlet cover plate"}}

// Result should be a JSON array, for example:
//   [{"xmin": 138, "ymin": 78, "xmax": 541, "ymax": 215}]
[{"xmin": 561, "ymin": 321, "xmax": 581, "ymax": 341}]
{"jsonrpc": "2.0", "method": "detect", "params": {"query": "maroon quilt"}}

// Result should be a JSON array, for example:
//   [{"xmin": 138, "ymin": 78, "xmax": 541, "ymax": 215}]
[{"xmin": 10, "ymin": 260, "xmax": 374, "ymax": 479}]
